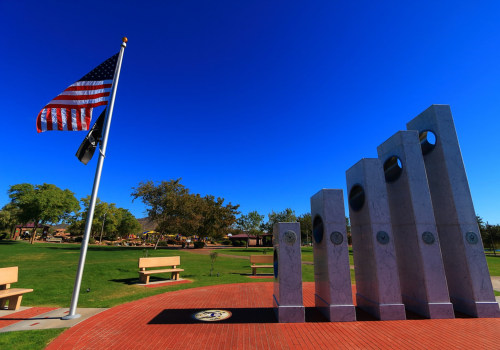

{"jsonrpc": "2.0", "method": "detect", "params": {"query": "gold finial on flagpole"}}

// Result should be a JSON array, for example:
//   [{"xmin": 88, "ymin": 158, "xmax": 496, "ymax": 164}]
[{"xmin": 122, "ymin": 37, "xmax": 128, "ymax": 43}]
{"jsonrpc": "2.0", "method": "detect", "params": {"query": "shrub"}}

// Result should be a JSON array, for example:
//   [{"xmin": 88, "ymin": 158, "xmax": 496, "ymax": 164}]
[
  {"xmin": 88, "ymin": 237, "xmax": 96, "ymax": 244},
  {"xmin": 0, "ymin": 232, "xmax": 8, "ymax": 240},
  {"xmin": 221, "ymin": 240, "xmax": 231, "ymax": 245},
  {"xmin": 157, "ymin": 241, "xmax": 169, "ymax": 247},
  {"xmin": 193, "ymin": 241, "xmax": 205, "ymax": 249},
  {"xmin": 232, "ymin": 240, "xmax": 245, "ymax": 247}
]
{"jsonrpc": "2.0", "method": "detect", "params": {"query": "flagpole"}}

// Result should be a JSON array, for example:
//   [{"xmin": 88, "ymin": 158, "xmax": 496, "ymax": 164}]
[{"xmin": 63, "ymin": 37, "xmax": 127, "ymax": 320}]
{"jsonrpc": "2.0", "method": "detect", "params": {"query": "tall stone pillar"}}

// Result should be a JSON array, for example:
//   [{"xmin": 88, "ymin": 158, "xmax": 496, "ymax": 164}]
[
  {"xmin": 310, "ymin": 189, "xmax": 356, "ymax": 322},
  {"xmin": 377, "ymin": 131, "xmax": 454, "ymax": 319},
  {"xmin": 273, "ymin": 222, "xmax": 305, "ymax": 323},
  {"xmin": 346, "ymin": 159, "xmax": 406, "ymax": 320},
  {"xmin": 407, "ymin": 105, "xmax": 499, "ymax": 317}
]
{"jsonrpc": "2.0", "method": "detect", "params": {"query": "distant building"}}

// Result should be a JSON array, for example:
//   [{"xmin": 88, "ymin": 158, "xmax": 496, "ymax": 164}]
[{"xmin": 13, "ymin": 223, "xmax": 50, "ymax": 240}]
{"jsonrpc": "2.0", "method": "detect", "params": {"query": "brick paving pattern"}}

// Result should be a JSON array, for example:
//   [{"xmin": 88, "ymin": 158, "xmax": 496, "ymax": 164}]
[{"xmin": 42, "ymin": 282, "xmax": 499, "ymax": 349}]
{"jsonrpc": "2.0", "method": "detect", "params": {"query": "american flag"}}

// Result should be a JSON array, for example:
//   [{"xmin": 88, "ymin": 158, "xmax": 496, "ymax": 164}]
[{"xmin": 36, "ymin": 53, "xmax": 119, "ymax": 133}]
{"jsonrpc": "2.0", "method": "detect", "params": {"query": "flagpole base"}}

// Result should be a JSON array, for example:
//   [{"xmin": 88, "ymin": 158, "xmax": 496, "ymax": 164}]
[{"xmin": 62, "ymin": 314, "xmax": 81, "ymax": 320}]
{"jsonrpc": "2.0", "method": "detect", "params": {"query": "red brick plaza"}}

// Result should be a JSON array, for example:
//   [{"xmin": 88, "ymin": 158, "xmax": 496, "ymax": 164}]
[{"xmin": 38, "ymin": 282, "xmax": 500, "ymax": 349}]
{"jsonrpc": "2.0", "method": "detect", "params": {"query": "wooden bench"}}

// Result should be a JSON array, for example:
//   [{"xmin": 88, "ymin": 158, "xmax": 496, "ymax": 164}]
[
  {"xmin": 250, "ymin": 255, "xmax": 273, "ymax": 275},
  {"xmin": 138, "ymin": 256, "xmax": 184, "ymax": 285},
  {"xmin": 0, "ymin": 266, "xmax": 33, "ymax": 310},
  {"xmin": 47, "ymin": 237, "xmax": 62, "ymax": 243}
]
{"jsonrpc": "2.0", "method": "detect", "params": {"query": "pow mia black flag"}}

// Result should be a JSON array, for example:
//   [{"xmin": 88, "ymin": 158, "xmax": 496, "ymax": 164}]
[{"xmin": 75, "ymin": 108, "xmax": 106, "ymax": 164}]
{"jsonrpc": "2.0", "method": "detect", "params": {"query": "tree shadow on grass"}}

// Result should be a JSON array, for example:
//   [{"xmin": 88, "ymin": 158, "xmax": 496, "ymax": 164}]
[{"xmin": 0, "ymin": 240, "xmax": 17, "ymax": 245}]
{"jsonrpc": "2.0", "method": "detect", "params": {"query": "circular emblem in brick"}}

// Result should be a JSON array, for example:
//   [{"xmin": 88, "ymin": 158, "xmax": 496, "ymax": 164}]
[
  {"xmin": 330, "ymin": 231, "xmax": 343, "ymax": 245},
  {"xmin": 376, "ymin": 231, "xmax": 390, "ymax": 245},
  {"xmin": 194, "ymin": 309, "xmax": 232, "ymax": 322},
  {"xmin": 284, "ymin": 230, "xmax": 297, "ymax": 245},
  {"xmin": 465, "ymin": 231, "xmax": 479, "ymax": 245},
  {"xmin": 422, "ymin": 231, "xmax": 435, "ymax": 245}
]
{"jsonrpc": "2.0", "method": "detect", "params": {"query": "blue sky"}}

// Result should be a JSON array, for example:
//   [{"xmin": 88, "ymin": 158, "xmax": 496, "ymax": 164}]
[{"xmin": 1, "ymin": 1, "xmax": 500, "ymax": 224}]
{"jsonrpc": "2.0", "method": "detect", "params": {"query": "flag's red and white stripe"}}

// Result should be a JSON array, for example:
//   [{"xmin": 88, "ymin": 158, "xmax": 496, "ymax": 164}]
[{"xmin": 36, "ymin": 80, "xmax": 112, "ymax": 133}]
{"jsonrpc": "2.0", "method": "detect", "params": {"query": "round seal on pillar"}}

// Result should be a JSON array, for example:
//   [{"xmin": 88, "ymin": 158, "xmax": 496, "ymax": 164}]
[
  {"xmin": 376, "ymin": 231, "xmax": 390, "ymax": 245},
  {"xmin": 465, "ymin": 232, "xmax": 479, "ymax": 245},
  {"xmin": 422, "ymin": 231, "xmax": 435, "ymax": 245},
  {"xmin": 330, "ymin": 231, "xmax": 343, "ymax": 245},
  {"xmin": 284, "ymin": 230, "xmax": 297, "ymax": 245}
]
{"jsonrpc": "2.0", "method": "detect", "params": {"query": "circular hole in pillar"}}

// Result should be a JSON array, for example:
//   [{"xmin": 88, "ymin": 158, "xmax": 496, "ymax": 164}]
[
  {"xmin": 383, "ymin": 156, "xmax": 403, "ymax": 183},
  {"xmin": 419, "ymin": 130, "xmax": 437, "ymax": 155},
  {"xmin": 313, "ymin": 215, "xmax": 324, "ymax": 244},
  {"xmin": 348, "ymin": 184, "xmax": 365, "ymax": 212}
]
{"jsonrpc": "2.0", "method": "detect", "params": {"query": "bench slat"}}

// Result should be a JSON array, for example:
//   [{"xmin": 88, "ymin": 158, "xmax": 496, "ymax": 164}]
[
  {"xmin": 139, "ymin": 268, "xmax": 184, "ymax": 275},
  {"xmin": 0, "ymin": 267, "xmax": 18, "ymax": 285},
  {"xmin": 251, "ymin": 265, "xmax": 273, "ymax": 268},
  {"xmin": 139, "ymin": 256, "xmax": 180, "ymax": 268},
  {"xmin": 250, "ymin": 255, "xmax": 273, "ymax": 264},
  {"xmin": 0, "ymin": 288, "xmax": 34, "ymax": 298}
]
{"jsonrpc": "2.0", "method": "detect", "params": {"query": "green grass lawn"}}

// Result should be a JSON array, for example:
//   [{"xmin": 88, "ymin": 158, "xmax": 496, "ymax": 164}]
[
  {"xmin": 210, "ymin": 246, "xmax": 355, "ymax": 265},
  {"xmin": 0, "ymin": 241, "xmax": 282, "ymax": 308}
]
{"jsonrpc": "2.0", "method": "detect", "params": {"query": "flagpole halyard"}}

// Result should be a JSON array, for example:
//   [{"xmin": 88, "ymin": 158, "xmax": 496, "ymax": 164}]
[{"xmin": 63, "ymin": 38, "xmax": 127, "ymax": 320}]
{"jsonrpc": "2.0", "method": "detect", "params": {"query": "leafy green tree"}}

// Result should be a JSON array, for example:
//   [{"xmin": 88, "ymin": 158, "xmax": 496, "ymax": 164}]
[
  {"xmin": 197, "ymin": 195, "xmax": 240, "ymax": 241},
  {"xmin": 478, "ymin": 216, "xmax": 499, "ymax": 256},
  {"xmin": 262, "ymin": 208, "xmax": 297, "ymax": 234},
  {"xmin": 0, "ymin": 203, "xmax": 20, "ymax": 237},
  {"xmin": 116, "ymin": 208, "xmax": 142, "ymax": 237},
  {"xmin": 69, "ymin": 197, "xmax": 141, "ymax": 242},
  {"xmin": 7, "ymin": 183, "xmax": 79, "ymax": 243},
  {"xmin": 132, "ymin": 178, "xmax": 239, "ymax": 239},
  {"xmin": 297, "ymin": 213, "xmax": 312, "ymax": 245},
  {"xmin": 237, "ymin": 211, "xmax": 264, "ymax": 247}
]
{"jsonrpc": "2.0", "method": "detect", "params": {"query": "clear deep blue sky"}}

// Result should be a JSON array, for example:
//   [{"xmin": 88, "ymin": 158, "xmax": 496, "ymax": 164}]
[{"xmin": 1, "ymin": 1, "xmax": 500, "ymax": 224}]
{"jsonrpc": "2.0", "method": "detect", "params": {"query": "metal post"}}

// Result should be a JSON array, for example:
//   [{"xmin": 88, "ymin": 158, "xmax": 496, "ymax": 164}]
[
  {"xmin": 99, "ymin": 212, "xmax": 107, "ymax": 244},
  {"xmin": 62, "ymin": 37, "xmax": 127, "ymax": 320}
]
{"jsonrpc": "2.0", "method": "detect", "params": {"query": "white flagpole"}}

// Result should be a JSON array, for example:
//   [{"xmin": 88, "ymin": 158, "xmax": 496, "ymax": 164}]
[{"xmin": 63, "ymin": 37, "xmax": 127, "ymax": 320}]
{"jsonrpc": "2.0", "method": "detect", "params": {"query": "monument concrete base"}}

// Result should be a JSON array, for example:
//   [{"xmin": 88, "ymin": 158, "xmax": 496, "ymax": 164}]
[
  {"xmin": 427, "ymin": 302, "xmax": 455, "ymax": 319},
  {"xmin": 315, "ymin": 294, "xmax": 356, "ymax": 322},
  {"xmin": 356, "ymin": 293, "xmax": 406, "ymax": 320},
  {"xmin": 465, "ymin": 301, "xmax": 500, "ymax": 318},
  {"xmin": 402, "ymin": 295, "xmax": 454, "ymax": 319},
  {"xmin": 273, "ymin": 296, "xmax": 305, "ymax": 323}
]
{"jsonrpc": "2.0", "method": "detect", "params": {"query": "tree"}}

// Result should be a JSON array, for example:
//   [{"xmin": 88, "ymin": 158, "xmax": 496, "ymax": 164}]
[
  {"xmin": 198, "ymin": 195, "xmax": 240, "ymax": 241},
  {"xmin": 262, "ymin": 208, "xmax": 297, "ymax": 235},
  {"xmin": 116, "ymin": 208, "xmax": 142, "ymax": 237},
  {"xmin": 8, "ymin": 183, "xmax": 79, "ymax": 244},
  {"xmin": 478, "ymin": 216, "xmax": 499, "ymax": 256},
  {"xmin": 297, "ymin": 213, "xmax": 312, "ymax": 245},
  {"xmin": 68, "ymin": 197, "xmax": 142, "ymax": 242},
  {"xmin": 0, "ymin": 204, "xmax": 21, "ymax": 238},
  {"xmin": 132, "ymin": 178, "xmax": 240, "ymax": 240},
  {"xmin": 237, "ymin": 211, "xmax": 264, "ymax": 247}
]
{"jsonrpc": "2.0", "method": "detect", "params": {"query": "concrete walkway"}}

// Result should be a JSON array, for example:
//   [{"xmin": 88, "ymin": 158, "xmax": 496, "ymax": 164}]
[{"xmin": 0, "ymin": 308, "xmax": 107, "ymax": 333}]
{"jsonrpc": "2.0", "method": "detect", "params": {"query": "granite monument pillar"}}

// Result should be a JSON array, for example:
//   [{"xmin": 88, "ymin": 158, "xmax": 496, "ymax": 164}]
[
  {"xmin": 346, "ymin": 159, "xmax": 406, "ymax": 320},
  {"xmin": 273, "ymin": 222, "xmax": 305, "ymax": 323},
  {"xmin": 377, "ymin": 130, "xmax": 454, "ymax": 319},
  {"xmin": 407, "ymin": 105, "xmax": 499, "ymax": 317},
  {"xmin": 310, "ymin": 189, "xmax": 356, "ymax": 322}
]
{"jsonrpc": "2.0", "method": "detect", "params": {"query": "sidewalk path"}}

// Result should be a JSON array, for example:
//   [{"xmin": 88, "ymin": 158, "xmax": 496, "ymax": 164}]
[{"xmin": 46, "ymin": 282, "xmax": 500, "ymax": 350}]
